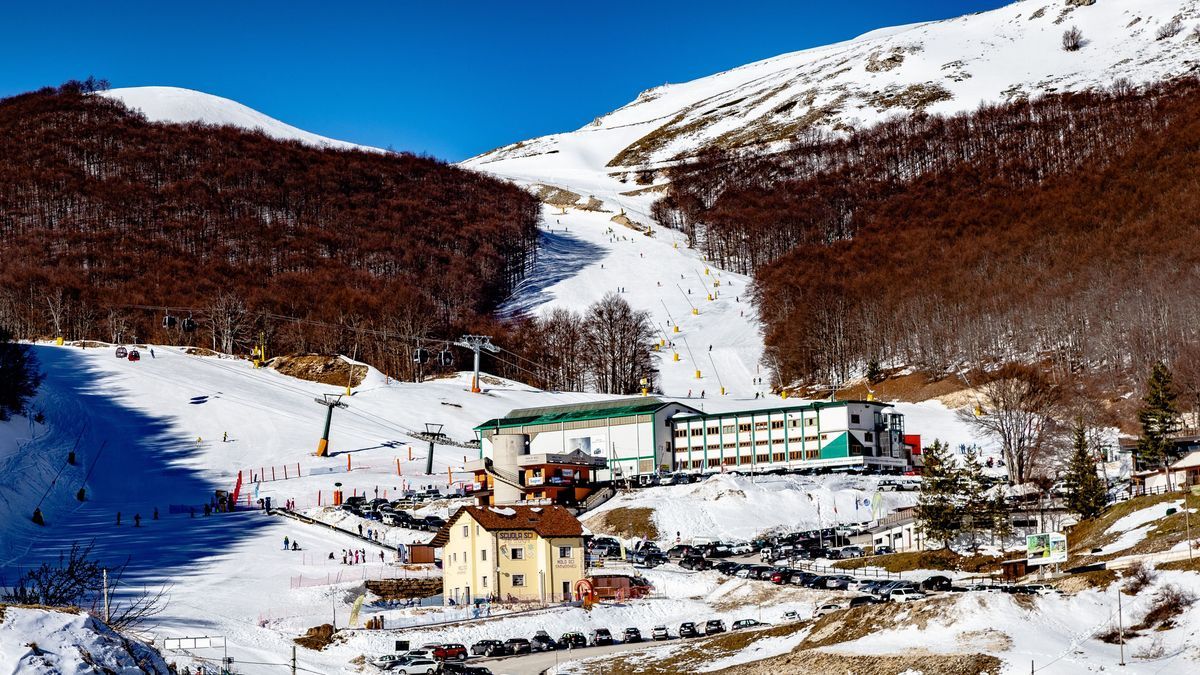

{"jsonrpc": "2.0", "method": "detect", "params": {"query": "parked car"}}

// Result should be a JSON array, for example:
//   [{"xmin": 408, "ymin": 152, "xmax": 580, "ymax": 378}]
[
  {"xmin": 1020, "ymin": 584, "xmax": 1061, "ymax": 596},
  {"xmin": 441, "ymin": 664, "xmax": 493, "ymax": 675},
  {"xmin": 920, "ymin": 575, "xmax": 953, "ymax": 592},
  {"xmin": 370, "ymin": 654, "xmax": 407, "ymax": 670},
  {"xmin": 782, "ymin": 610, "xmax": 800, "ymax": 622},
  {"xmin": 502, "ymin": 638, "xmax": 531, "ymax": 655},
  {"xmin": 872, "ymin": 545, "xmax": 895, "ymax": 556},
  {"xmin": 470, "ymin": 640, "xmax": 504, "ymax": 657},
  {"xmin": 666, "ymin": 545, "xmax": 697, "ymax": 558},
  {"xmin": 391, "ymin": 658, "xmax": 440, "ymax": 675},
  {"xmin": 769, "ymin": 569, "xmax": 790, "ymax": 585},
  {"xmin": 641, "ymin": 552, "xmax": 669, "ymax": 567},
  {"xmin": 420, "ymin": 515, "xmax": 446, "ymax": 531},
  {"xmin": 728, "ymin": 542, "xmax": 753, "ymax": 555},
  {"xmin": 679, "ymin": 555, "xmax": 710, "ymax": 570},
  {"xmin": 730, "ymin": 619, "xmax": 769, "ymax": 630},
  {"xmin": 839, "ymin": 546, "xmax": 865, "ymax": 558},
  {"xmin": 849, "ymin": 595, "xmax": 882, "ymax": 608},
  {"xmin": 790, "ymin": 572, "xmax": 818, "ymax": 587},
  {"xmin": 623, "ymin": 627, "xmax": 643, "ymax": 643},
  {"xmin": 814, "ymin": 602, "xmax": 846, "ymax": 618},
  {"xmin": 714, "ymin": 561, "xmax": 739, "ymax": 575},
  {"xmin": 589, "ymin": 628, "xmax": 615, "ymax": 646},
  {"xmin": 430, "ymin": 644, "xmax": 467, "ymax": 661},
  {"xmin": 819, "ymin": 575, "xmax": 855, "ymax": 590},
  {"xmin": 887, "ymin": 588, "xmax": 928, "ymax": 603},
  {"xmin": 559, "ymin": 632, "xmax": 587, "ymax": 649},
  {"xmin": 652, "ymin": 625, "xmax": 670, "ymax": 640},
  {"xmin": 679, "ymin": 621, "xmax": 700, "ymax": 638},
  {"xmin": 704, "ymin": 619, "xmax": 726, "ymax": 635},
  {"xmin": 530, "ymin": 631, "xmax": 557, "ymax": 652},
  {"xmin": 702, "ymin": 544, "xmax": 734, "ymax": 558}
]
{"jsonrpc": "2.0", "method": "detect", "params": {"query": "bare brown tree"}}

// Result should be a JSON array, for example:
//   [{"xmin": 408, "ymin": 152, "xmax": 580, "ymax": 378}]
[{"xmin": 959, "ymin": 365, "xmax": 1065, "ymax": 484}]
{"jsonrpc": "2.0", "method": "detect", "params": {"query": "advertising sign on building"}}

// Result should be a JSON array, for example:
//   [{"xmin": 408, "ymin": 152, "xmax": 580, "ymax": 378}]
[{"xmin": 1026, "ymin": 532, "xmax": 1068, "ymax": 566}]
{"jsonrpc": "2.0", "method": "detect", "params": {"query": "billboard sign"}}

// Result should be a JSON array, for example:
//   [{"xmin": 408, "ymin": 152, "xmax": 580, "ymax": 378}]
[{"xmin": 1026, "ymin": 532, "xmax": 1068, "ymax": 566}]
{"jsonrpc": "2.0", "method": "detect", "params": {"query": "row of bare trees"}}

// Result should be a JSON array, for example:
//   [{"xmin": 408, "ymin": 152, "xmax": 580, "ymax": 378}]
[
  {"xmin": 0, "ymin": 82, "xmax": 541, "ymax": 369},
  {"xmin": 653, "ymin": 78, "xmax": 1200, "ymax": 395}
]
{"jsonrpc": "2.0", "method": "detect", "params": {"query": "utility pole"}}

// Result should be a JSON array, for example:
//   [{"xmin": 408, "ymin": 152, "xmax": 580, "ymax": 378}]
[
  {"xmin": 454, "ymin": 335, "xmax": 498, "ymax": 393},
  {"xmin": 102, "ymin": 569, "xmax": 110, "ymax": 623},
  {"xmin": 291, "ymin": 645, "xmax": 297, "ymax": 675},
  {"xmin": 314, "ymin": 394, "xmax": 347, "ymax": 457},
  {"xmin": 1117, "ymin": 585, "xmax": 1126, "ymax": 666}
]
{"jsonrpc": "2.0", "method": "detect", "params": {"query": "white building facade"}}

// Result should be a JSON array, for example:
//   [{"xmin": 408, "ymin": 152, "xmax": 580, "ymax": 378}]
[
  {"xmin": 474, "ymin": 398, "xmax": 701, "ymax": 482},
  {"xmin": 669, "ymin": 400, "xmax": 910, "ymax": 473}
]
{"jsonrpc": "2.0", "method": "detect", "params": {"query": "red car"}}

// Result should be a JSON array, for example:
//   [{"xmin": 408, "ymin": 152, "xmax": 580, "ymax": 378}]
[{"xmin": 429, "ymin": 643, "xmax": 467, "ymax": 661}]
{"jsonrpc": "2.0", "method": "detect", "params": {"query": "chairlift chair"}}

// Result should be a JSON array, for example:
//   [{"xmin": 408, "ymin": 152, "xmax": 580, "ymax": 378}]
[
  {"xmin": 114, "ymin": 346, "xmax": 128, "ymax": 358},
  {"xmin": 162, "ymin": 314, "xmax": 177, "ymax": 329},
  {"xmin": 181, "ymin": 316, "xmax": 197, "ymax": 332},
  {"xmin": 127, "ymin": 349, "xmax": 141, "ymax": 362},
  {"xmin": 413, "ymin": 348, "xmax": 429, "ymax": 364},
  {"xmin": 437, "ymin": 349, "xmax": 454, "ymax": 367}
]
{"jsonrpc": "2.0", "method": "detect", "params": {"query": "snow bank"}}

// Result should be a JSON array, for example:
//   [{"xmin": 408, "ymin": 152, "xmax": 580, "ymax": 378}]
[{"xmin": 0, "ymin": 605, "xmax": 171, "ymax": 674}]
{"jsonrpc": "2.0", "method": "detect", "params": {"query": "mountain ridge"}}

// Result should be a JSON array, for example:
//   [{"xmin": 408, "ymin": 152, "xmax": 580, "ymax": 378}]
[{"xmin": 463, "ymin": 0, "xmax": 1200, "ymax": 198}]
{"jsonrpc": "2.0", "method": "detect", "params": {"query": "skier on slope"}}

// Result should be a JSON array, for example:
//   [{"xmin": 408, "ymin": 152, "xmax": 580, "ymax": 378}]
[{"xmin": 283, "ymin": 536, "xmax": 290, "ymax": 550}]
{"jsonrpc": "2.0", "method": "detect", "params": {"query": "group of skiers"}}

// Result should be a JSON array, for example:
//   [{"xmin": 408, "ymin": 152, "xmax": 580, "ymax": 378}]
[
  {"xmin": 356, "ymin": 522, "xmax": 382, "ymax": 542},
  {"xmin": 282, "ymin": 536, "xmax": 300, "ymax": 551},
  {"xmin": 336, "ymin": 547, "xmax": 383, "ymax": 565},
  {"xmin": 115, "ymin": 506, "xmax": 160, "ymax": 527}
]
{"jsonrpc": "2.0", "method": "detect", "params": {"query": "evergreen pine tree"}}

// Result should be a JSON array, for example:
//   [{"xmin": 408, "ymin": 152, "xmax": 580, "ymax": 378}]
[
  {"xmin": 1137, "ymin": 362, "xmax": 1180, "ymax": 475},
  {"xmin": 1064, "ymin": 422, "xmax": 1108, "ymax": 519},
  {"xmin": 916, "ymin": 439, "xmax": 963, "ymax": 549},
  {"xmin": 0, "ymin": 326, "xmax": 43, "ymax": 421},
  {"xmin": 959, "ymin": 448, "xmax": 990, "ymax": 553}
]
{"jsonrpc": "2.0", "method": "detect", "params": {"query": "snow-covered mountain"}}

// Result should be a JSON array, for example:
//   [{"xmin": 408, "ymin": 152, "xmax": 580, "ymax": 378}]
[
  {"xmin": 99, "ymin": 86, "xmax": 378, "ymax": 152},
  {"xmin": 463, "ymin": 0, "xmax": 1200, "ymax": 196}
]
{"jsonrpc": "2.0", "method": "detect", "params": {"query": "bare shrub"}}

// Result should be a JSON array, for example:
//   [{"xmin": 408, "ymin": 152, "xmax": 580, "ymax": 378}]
[
  {"xmin": 1123, "ymin": 561, "xmax": 1158, "ymax": 595},
  {"xmin": 1157, "ymin": 17, "xmax": 1184, "ymax": 40},
  {"xmin": 1063, "ymin": 26, "xmax": 1083, "ymax": 51},
  {"xmin": 1, "ymin": 541, "xmax": 169, "ymax": 631},
  {"xmin": 1134, "ymin": 584, "xmax": 1197, "ymax": 630}
]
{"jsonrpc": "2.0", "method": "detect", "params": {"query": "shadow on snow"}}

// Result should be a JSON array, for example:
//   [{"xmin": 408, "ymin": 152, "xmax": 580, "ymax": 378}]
[
  {"xmin": 0, "ymin": 346, "xmax": 271, "ymax": 587},
  {"xmin": 497, "ymin": 228, "xmax": 606, "ymax": 319}
]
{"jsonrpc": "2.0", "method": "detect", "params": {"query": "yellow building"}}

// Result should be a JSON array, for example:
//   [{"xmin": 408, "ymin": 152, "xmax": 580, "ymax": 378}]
[{"xmin": 430, "ymin": 505, "xmax": 585, "ymax": 606}]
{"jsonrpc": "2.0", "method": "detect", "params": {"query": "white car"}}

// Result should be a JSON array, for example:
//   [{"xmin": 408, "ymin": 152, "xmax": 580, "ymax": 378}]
[
  {"xmin": 888, "ymin": 589, "xmax": 927, "ymax": 603},
  {"xmin": 392, "ymin": 659, "xmax": 439, "ymax": 675},
  {"xmin": 728, "ymin": 542, "xmax": 753, "ymax": 555},
  {"xmin": 814, "ymin": 602, "xmax": 846, "ymax": 618},
  {"xmin": 1024, "ymin": 584, "xmax": 1060, "ymax": 596}
]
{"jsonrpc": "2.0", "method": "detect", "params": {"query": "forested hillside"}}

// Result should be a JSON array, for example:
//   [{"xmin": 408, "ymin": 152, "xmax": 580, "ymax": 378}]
[
  {"xmin": 0, "ymin": 81, "xmax": 540, "ymax": 377},
  {"xmin": 653, "ymin": 78, "xmax": 1200, "ymax": 391}
]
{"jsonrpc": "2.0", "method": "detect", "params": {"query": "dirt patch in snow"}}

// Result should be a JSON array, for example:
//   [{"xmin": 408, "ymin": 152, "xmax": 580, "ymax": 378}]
[
  {"xmin": 270, "ymin": 354, "xmax": 367, "ymax": 387},
  {"xmin": 584, "ymin": 506, "xmax": 659, "ymax": 541},
  {"xmin": 719, "ymin": 650, "xmax": 1003, "ymax": 675},
  {"xmin": 294, "ymin": 623, "xmax": 337, "ymax": 651},
  {"xmin": 183, "ymin": 346, "xmax": 223, "ymax": 357},
  {"xmin": 801, "ymin": 596, "xmax": 955, "ymax": 649}
]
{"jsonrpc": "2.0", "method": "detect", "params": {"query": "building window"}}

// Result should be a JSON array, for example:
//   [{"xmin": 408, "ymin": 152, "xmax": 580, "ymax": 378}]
[
  {"xmin": 865, "ymin": 432, "xmax": 874, "ymax": 442},
  {"xmin": 462, "ymin": 525, "xmax": 469, "ymax": 537},
  {"xmin": 451, "ymin": 552, "xmax": 457, "ymax": 563},
  {"xmin": 483, "ymin": 576, "xmax": 488, "ymax": 587},
  {"xmin": 513, "ymin": 574, "xmax": 526, "ymax": 587},
  {"xmin": 482, "ymin": 549, "xmax": 487, "ymax": 561},
  {"xmin": 851, "ymin": 414, "xmax": 860, "ymax": 424},
  {"xmin": 511, "ymin": 547, "xmax": 524, "ymax": 560},
  {"xmin": 559, "ymin": 546, "xmax": 572, "ymax": 558},
  {"xmin": 771, "ymin": 420, "xmax": 784, "ymax": 429}
]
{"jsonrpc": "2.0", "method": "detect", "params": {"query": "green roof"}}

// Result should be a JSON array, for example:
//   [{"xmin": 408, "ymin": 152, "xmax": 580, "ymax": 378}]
[
  {"xmin": 670, "ymin": 399, "xmax": 890, "ymax": 421},
  {"xmin": 475, "ymin": 397, "xmax": 687, "ymax": 431}
]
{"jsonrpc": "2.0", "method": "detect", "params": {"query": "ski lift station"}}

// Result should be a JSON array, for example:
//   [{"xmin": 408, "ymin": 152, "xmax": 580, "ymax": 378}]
[{"xmin": 472, "ymin": 398, "xmax": 914, "ymax": 488}]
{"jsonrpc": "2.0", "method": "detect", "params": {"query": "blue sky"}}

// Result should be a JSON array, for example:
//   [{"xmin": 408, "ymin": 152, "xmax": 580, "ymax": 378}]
[{"xmin": 2, "ymin": 1, "xmax": 1010, "ymax": 161}]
